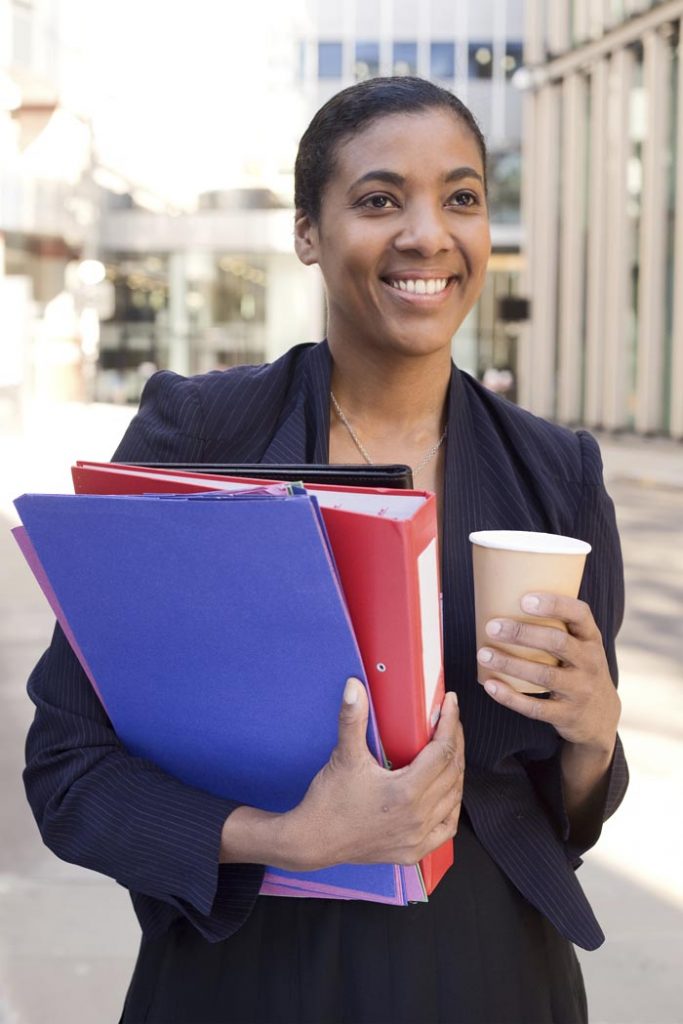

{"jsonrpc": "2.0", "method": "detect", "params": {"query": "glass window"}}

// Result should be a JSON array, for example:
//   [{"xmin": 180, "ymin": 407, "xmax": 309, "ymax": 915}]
[
  {"xmin": 468, "ymin": 42, "xmax": 493, "ymax": 80},
  {"xmin": 502, "ymin": 42, "xmax": 523, "ymax": 80},
  {"xmin": 393, "ymin": 41, "xmax": 417, "ymax": 76},
  {"xmin": 318, "ymin": 41, "xmax": 343, "ymax": 79},
  {"xmin": 355, "ymin": 41, "xmax": 380, "ymax": 80},
  {"xmin": 487, "ymin": 149, "xmax": 522, "ymax": 224},
  {"xmin": 430, "ymin": 41, "xmax": 455, "ymax": 79}
]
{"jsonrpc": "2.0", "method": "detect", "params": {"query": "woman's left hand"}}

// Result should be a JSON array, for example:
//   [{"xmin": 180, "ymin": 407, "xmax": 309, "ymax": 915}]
[{"xmin": 476, "ymin": 592, "xmax": 621, "ymax": 755}]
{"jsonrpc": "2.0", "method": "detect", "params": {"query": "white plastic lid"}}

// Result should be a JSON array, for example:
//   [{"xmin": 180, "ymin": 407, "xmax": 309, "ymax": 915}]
[{"xmin": 469, "ymin": 530, "xmax": 591, "ymax": 555}]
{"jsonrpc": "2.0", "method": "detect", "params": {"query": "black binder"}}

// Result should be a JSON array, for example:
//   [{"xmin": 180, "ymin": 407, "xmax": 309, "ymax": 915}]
[{"xmin": 120, "ymin": 463, "xmax": 415, "ymax": 489}]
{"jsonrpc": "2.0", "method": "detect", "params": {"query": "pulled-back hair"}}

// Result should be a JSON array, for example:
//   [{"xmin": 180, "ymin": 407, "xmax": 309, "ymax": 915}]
[{"xmin": 294, "ymin": 76, "xmax": 487, "ymax": 223}]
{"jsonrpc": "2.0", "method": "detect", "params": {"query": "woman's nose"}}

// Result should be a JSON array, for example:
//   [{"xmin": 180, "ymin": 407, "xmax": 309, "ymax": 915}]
[{"xmin": 393, "ymin": 204, "xmax": 455, "ymax": 258}]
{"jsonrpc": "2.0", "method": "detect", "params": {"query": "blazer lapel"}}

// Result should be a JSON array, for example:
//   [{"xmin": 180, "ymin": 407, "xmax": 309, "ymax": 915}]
[
  {"xmin": 441, "ymin": 365, "xmax": 483, "ymax": 702},
  {"xmin": 260, "ymin": 341, "xmax": 332, "ymax": 465}
]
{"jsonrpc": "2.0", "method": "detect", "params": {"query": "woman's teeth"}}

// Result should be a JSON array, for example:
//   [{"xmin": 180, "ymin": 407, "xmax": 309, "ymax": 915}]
[{"xmin": 389, "ymin": 278, "xmax": 450, "ymax": 295}]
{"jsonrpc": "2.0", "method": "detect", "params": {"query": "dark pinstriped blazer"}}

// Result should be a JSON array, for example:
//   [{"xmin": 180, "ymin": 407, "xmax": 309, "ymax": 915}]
[{"xmin": 23, "ymin": 339, "xmax": 627, "ymax": 952}]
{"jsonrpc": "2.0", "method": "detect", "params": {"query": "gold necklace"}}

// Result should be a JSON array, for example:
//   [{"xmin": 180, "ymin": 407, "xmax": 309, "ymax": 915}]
[{"xmin": 330, "ymin": 391, "xmax": 447, "ymax": 476}]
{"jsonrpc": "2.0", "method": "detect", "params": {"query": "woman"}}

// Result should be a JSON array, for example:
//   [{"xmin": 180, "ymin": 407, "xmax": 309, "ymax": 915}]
[{"xmin": 24, "ymin": 78, "xmax": 627, "ymax": 1023}]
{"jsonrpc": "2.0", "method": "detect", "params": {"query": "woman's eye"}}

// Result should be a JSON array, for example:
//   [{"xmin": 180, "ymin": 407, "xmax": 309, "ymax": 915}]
[
  {"xmin": 360, "ymin": 194, "xmax": 398, "ymax": 210},
  {"xmin": 448, "ymin": 191, "xmax": 478, "ymax": 208}
]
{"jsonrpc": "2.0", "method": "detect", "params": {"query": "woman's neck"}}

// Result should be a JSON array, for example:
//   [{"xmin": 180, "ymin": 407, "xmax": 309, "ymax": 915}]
[{"xmin": 327, "ymin": 339, "xmax": 452, "ymax": 437}]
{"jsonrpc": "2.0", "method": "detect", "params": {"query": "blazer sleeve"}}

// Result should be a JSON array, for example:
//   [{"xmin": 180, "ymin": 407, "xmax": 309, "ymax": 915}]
[
  {"xmin": 524, "ymin": 430, "xmax": 629, "ymax": 862},
  {"xmin": 23, "ymin": 370, "xmax": 265, "ymax": 942}
]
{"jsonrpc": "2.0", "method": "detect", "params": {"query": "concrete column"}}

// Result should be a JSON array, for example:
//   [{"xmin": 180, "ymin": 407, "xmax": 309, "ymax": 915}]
[
  {"xmin": 342, "ymin": 0, "xmax": 355, "ymax": 81},
  {"xmin": 167, "ymin": 252, "xmax": 191, "ymax": 377},
  {"xmin": 416, "ymin": 0, "xmax": 430, "ymax": 83},
  {"xmin": 601, "ymin": 0, "xmax": 614, "ymax": 31},
  {"xmin": 584, "ymin": 59, "xmax": 609, "ymax": 427},
  {"xmin": 517, "ymin": 88, "xmax": 537, "ymax": 411},
  {"xmin": 379, "ymin": 0, "xmax": 392, "ymax": 75},
  {"xmin": 636, "ymin": 28, "xmax": 670, "ymax": 433},
  {"xmin": 572, "ymin": 0, "xmax": 590, "ymax": 45},
  {"xmin": 454, "ymin": 0, "xmax": 468, "ymax": 105},
  {"xmin": 491, "ymin": 1, "xmax": 506, "ymax": 143},
  {"xmin": 602, "ymin": 48, "xmax": 633, "ymax": 430},
  {"xmin": 524, "ymin": 0, "xmax": 545, "ymax": 66},
  {"xmin": 557, "ymin": 72, "xmax": 587, "ymax": 424},
  {"xmin": 529, "ymin": 83, "xmax": 561, "ymax": 418},
  {"xmin": 670, "ymin": 35, "xmax": 683, "ymax": 439},
  {"xmin": 587, "ymin": 1, "xmax": 607, "ymax": 40},
  {"xmin": 548, "ymin": 0, "xmax": 570, "ymax": 55}
]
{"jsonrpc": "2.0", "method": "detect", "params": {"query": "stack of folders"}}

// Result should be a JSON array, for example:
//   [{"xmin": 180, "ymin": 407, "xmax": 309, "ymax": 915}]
[{"xmin": 13, "ymin": 460, "xmax": 452, "ymax": 906}]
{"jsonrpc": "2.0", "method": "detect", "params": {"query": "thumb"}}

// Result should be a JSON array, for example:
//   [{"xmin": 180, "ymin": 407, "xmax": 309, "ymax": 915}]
[
  {"xmin": 432, "ymin": 692, "xmax": 458, "ymax": 749},
  {"xmin": 335, "ymin": 677, "xmax": 370, "ymax": 764},
  {"xmin": 433, "ymin": 691, "xmax": 459, "ymax": 740}
]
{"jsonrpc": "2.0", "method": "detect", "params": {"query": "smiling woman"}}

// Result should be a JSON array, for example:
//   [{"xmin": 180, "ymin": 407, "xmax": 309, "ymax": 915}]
[
  {"xmin": 293, "ymin": 85, "xmax": 492, "ymax": 517},
  {"xmin": 295, "ymin": 109, "xmax": 490, "ymax": 370},
  {"xmin": 23, "ymin": 78, "xmax": 628, "ymax": 1024}
]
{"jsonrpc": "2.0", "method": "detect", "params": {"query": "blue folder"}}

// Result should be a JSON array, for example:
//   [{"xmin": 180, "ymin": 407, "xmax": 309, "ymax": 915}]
[{"xmin": 14, "ymin": 490, "xmax": 424, "ymax": 905}]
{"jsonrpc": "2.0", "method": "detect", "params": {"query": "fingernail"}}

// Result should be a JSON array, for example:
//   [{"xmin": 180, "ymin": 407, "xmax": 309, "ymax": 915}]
[
  {"xmin": 451, "ymin": 691, "xmax": 458, "ymax": 707},
  {"xmin": 477, "ymin": 648, "xmax": 493, "ymax": 664},
  {"xmin": 521, "ymin": 594, "xmax": 540, "ymax": 612},
  {"xmin": 343, "ymin": 678, "xmax": 360, "ymax": 705},
  {"xmin": 486, "ymin": 620, "xmax": 502, "ymax": 637},
  {"xmin": 484, "ymin": 680, "xmax": 498, "ymax": 696}
]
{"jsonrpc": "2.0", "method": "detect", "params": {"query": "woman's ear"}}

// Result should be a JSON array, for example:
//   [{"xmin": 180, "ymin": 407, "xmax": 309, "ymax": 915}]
[{"xmin": 294, "ymin": 211, "xmax": 320, "ymax": 266}]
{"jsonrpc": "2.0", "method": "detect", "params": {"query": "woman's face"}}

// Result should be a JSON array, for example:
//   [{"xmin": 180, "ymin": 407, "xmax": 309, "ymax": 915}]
[{"xmin": 295, "ymin": 108, "xmax": 491, "ymax": 362}]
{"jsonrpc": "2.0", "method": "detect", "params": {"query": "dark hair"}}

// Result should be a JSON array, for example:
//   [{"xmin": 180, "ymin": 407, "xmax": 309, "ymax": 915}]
[{"xmin": 294, "ymin": 76, "xmax": 487, "ymax": 223}]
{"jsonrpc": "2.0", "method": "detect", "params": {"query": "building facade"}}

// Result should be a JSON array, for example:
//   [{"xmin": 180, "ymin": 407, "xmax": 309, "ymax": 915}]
[
  {"xmin": 522, "ymin": 0, "xmax": 683, "ymax": 439},
  {"xmin": 0, "ymin": 0, "xmax": 97, "ymax": 407},
  {"xmin": 99, "ymin": 0, "xmax": 528, "ymax": 389},
  {"xmin": 2, "ymin": 0, "xmax": 529, "ymax": 406}
]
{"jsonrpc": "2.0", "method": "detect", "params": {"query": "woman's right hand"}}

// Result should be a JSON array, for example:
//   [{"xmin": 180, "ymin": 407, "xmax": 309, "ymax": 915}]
[{"xmin": 220, "ymin": 679, "xmax": 465, "ymax": 870}]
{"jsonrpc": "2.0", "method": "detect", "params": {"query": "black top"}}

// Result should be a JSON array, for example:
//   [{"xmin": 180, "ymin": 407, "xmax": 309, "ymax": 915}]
[{"xmin": 119, "ymin": 813, "xmax": 588, "ymax": 1024}]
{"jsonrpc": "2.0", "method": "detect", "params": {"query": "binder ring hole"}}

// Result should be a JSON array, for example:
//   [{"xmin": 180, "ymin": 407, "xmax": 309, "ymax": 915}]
[{"xmin": 376, "ymin": 663, "xmax": 387, "ymax": 673}]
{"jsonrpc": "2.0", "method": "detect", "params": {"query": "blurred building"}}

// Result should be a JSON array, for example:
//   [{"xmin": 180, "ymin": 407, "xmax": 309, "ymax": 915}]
[
  {"xmin": 1, "ymin": 0, "xmax": 528, "ymax": 407},
  {"xmin": 100, "ymin": 0, "xmax": 527, "ymax": 392},
  {"xmin": 0, "ymin": 0, "xmax": 100, "ymax": 407},
  {"xmin": 97, "ymin": 187, "xmax": 323, "ymax": 393},
  {"xmin": 522, "ymin": 0, "xmax": 683, "ymax": 439}
]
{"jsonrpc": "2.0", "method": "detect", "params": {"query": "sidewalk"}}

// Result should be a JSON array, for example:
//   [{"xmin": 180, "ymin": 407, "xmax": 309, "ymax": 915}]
[
  {"xmin": 1, "ymin": 403, "xmax": 682, "ymax": 1024},
  {"xmin": 594, "ymin": 430, "xmax": 683, "ymax": 489}
]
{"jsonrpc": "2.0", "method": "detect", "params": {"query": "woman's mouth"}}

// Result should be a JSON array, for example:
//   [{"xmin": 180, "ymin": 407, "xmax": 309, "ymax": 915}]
[{"xmin": 380, "ymin": 275, "xmax": 458, "ymax": 299}]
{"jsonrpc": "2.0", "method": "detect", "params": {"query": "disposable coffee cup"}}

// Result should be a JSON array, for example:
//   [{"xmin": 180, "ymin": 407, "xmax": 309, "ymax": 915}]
[{"xmin": 469, "ymin": 531, "xmax": 591, "ymax": 695}]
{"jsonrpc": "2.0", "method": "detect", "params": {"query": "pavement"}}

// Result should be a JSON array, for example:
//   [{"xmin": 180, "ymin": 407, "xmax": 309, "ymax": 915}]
[{"xmin": 0, "ymin": 400, "xmax": 681, "ymax": 1024}]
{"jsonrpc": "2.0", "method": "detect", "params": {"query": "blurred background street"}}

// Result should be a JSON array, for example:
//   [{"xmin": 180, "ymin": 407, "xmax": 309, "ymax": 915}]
[{"xmin": 2, "ymin": 0, "xmax": 683, "ymax": 1021}]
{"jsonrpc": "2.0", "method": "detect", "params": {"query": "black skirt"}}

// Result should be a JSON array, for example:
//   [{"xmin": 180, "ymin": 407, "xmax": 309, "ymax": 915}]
[{"xmin": 120, "ymin": 815, "xmax": 587, "ymax": 1024}]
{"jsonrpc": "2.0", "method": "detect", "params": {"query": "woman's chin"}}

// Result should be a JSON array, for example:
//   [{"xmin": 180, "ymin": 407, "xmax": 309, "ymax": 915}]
[{"xmin": 378, "ymin": 334, "xmax": 454, "ymax": 359}]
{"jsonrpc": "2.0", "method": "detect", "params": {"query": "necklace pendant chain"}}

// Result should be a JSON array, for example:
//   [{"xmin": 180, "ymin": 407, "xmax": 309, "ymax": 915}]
[
  {"xmin": 330, "ymin": 391, "xmax": 447, "ymax": 476},
  {"xmin": 330, "ymin": 392, "xmax": 373, "ymax": 465}
]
